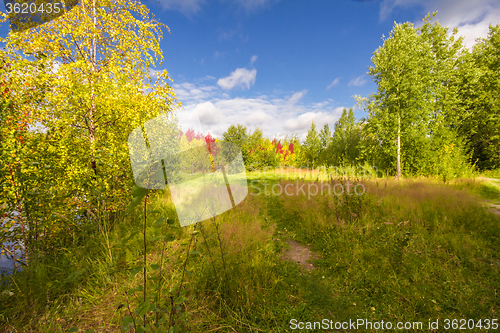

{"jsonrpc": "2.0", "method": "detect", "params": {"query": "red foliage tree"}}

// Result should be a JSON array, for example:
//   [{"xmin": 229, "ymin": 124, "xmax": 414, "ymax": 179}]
[
  {"xmin": 185, "ymin": 128, "xmax": 195, "ymax": 142},
  {"xmin": 204, "ymin": 133, "xmax": 216, "ymax": 155},
  {"xmin": 276, "ymin": 141, "xmax": 284, "ymax": 154}
]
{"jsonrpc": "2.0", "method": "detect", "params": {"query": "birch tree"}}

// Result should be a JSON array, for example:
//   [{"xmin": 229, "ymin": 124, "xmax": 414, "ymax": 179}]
[
  {"xmin": 365, "ymin": 21, "xmax": 434, "ymax": 178},
  {"xmin": 359, "ymin": 14, "xmax": 474, "ymax": 178},
  {"xmin": 2, "ymin": 0, "xmax": 179, "ymax": 217}
]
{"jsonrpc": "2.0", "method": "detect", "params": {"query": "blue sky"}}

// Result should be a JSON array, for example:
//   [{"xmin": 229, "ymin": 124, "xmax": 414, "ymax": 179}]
[{"xmin": 1, "ymin": 0, "xmax": 500, "ymax": 140}]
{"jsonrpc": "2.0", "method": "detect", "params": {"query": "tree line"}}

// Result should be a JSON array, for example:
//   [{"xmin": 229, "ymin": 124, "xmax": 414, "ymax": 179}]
[
  {"xmin": 221, "ymin": 13, "xmax": 500, "ymax": 180},
  {"xmin": 358, "ymin": 13, "xmax": 499, "ymax": 178}
]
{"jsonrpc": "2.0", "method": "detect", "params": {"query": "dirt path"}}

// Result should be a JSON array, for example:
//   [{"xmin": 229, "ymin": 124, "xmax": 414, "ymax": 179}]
[
  {"xmin": 489, "ymin": 204, "xmax": 500, "ymax": 216},
  {"xmin": 477, "ymin": 177, "xmax": 500, "ymax": 183},
  {"xmin": 477, "ymin": 177, "xmax": 500, "ymax": 216},
  {"xmin": 280, "ymin": 240, "xmax": 322, "ymax": 272}
]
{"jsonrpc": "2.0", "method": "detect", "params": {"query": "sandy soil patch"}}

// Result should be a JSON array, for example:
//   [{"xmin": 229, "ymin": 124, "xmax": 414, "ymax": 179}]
[
  {"xmin": 281, "ymin": 240, "xmax": 322, "ymax": 272},
  {"xmin": 489, "ymin": 203, "xmax": 500, "ymax": 216}
]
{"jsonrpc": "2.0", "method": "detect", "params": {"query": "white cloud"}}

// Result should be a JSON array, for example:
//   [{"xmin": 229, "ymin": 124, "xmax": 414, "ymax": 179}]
[
  {"xmin": 379, "ymin": 0, "xmax": 414, "ymax": 22},
  {"xmin": 214, "ymin": 51, "xmax": 224, "ymax": 58},
  {"xmin": 311, "ymin": 101, "xmax": 330, "ymax": 109},
  {"xmin": 218, "ymin": 30, "xmax": 236, "ymax": 42},
  {"xmin": 250, "ymin": 55, "xmax": 258, "ymax": 65},
  {"xmin": 149, "ymin": 68, "xmax": 163, "ymax": 79},
  {"xmin": 172, "ymin": 80, "xmax": 347, "ymax": 140},
  {"xmin": 327, "ymin": 77, "xmax": 340, "ymax": 89},
  {"xmin": 239, "ymin": 34, "xmax": 249, "ymax": 43},
  {"xmin": 234, "ymin": 0, "xmax": 271, "ymax": 12},
  {"xmin": 246, "ymin": 111, "xmax": 272, "ymax": 125},
  {"xmin": 283, "ymin": 108, "xmax": 343, "ymax": 134},
  {"xmin": 195, "ymin": 102, "xmax": 222, "ymax": 125},
  {"xmin": 348, "ymin": 75, "xmax": 367, "ymax": 87},
  {"xmin": 287, "ymin": 90, "xmax": 307, "ymax": 105},
  {"xmin": 379, "ymin": 0, "xmax": 500, "ymax": 48},
  {"xmin": 194, "ymin": 75, "xmax": 217, "ymax": 84},
  {"xmin": 173, "ymin": 82, "xmax": 217, "ymax": 102},
  {"xmin": 217, "ymin": 68, "xmax": 257, "ymax": 90},
  {"xmin": 157, "ymin": 0, "xmax": 204, "ymax": 16}
]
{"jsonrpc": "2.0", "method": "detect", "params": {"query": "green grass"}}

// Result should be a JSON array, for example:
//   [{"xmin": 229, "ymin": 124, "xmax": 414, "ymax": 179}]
[
  {"xmin": 263, "ymin": 178, "xmax": 499, "ymax": 324},
  {"xmin": 482, "ymin": 168, "xmax": 500, "ymax": 180},
  {"xmin": 1, "ymin": 174, "xmax": 499, "ymax": 332},
  {"xmin": 449, "ymin": 177, "xmax": 500, "ymax": 202},
  {"xmin": 477, "ymin": 182, "xmax": 500, "ymax": 201}
]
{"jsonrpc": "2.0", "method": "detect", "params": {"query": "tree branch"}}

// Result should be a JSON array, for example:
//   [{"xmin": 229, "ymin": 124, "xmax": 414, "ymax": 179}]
[{"xmin": 0, "ymin": 244, "xmax": 27, "ymax": 267}]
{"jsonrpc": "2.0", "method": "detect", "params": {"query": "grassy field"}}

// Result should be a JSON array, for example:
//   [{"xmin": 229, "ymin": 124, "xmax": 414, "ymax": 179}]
[{"xmin": 0, "ymin": 172, "xmax": 499, "ymax": 332}]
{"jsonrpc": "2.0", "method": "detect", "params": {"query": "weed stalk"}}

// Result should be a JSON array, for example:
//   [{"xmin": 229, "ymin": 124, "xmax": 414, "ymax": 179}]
[
  {"xmin": 212, "ymin": 216, "xmax": 226, "ymax": 273},
  {"xmin": 199, "ymin": 222, "xmax": 216, "ymax": 273},
  {"xmin": 156, "ymin": 218, "xmax": 168, "ymax": 324},
  {"xmin": 143, "ymin": 192, "xmax": 148, "ymax": 326},
  {"xmin": 169, "ymin": 228, "xmax": 195, "ymax": 329}
]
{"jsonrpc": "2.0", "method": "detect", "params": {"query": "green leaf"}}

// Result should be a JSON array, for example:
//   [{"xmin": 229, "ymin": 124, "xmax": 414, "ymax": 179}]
[
  {"xmin": 132, "ymin": 184, "xmax": 148, "ymax": 199},
  {"xmin": 189, "ymin": 250, "xmax": 201, "ymax": 256},
  {"xmin": 136, "ymin": 300, "xmax": 151, "ymax": 317},
  {"xmin": 148, "ymin": 235, "xmax": 165, "ymax": 242},
  {"xmin": 130, "ymin": 265, "xmax": 145, "ymax": 277},
  {"xmin": 67, "ymin": 328, "xmax": 79, "ymax": 333},
  {"xmin": 128, "ymin": 196, "xmax": 144, "ymax": 212},
  {"xmin": 147, "ymin": 210, "xmax": 161, "ymax": 215},
  {"xmin": 140, "ymin": 325, "xmax": 152, "ymax": 332},
  {"xmin": 165, "ymin": 235, "xmax": 175, "ymax": 242},
  {"xmin": 121, "ymin": 316, "xmax": 134, "ymax": 331},
  {"xmin": 149, "ymin": 264, "xmax": 160, "ymax": 271},
  {"xmin": 123, "ymin": 230, "xmax": 140, "ymax": 244},
  {"xmin": 127, "ymin": 285, "xmax": 144, "ymax": 295},
  {"xmin": 174, "ymin": 295, "xmax": 188, "ymax": 304},
  {"xmin": 154, "ymin": 217, "xmax": 166, "ymax": 227}
]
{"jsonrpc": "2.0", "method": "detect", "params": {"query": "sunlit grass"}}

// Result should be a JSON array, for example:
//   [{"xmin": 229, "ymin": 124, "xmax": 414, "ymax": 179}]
[{"xmin": 1, "ymin": 175, "xmax": 499, "ymax": 332}]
